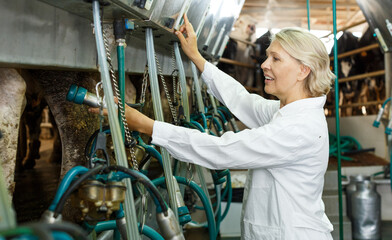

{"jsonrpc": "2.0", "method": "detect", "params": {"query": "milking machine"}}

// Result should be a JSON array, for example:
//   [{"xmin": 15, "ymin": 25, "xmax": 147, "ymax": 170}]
[{"xmin": 0, "ymin": 0, "xmax": 245, "ymax": 239}]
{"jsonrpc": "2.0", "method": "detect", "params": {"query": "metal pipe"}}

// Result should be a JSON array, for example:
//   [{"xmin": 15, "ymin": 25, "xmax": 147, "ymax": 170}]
[
  {"xmin": 322, "ymin": 20, "xmax": 367, "ymax": 38},
  {"xmin": 330, "ymin": 43, "xmax": 379, "ymax": 60},
  {"xmin": 218, "ymin": 58, "xmax": 255, "ymax": 68},
  {"xmin": 145, "ymin": 28, "xmax": 178, "ymax": 219},
  {"xmin": 385, "ymin": 52, "xmax": 392, "ymax": 192},
  {"xmin": 92, "ymin": 2, "xmax": 140, "ymax": 239},
  {"xmin": 325, "ymin": 100, "xmax": 384, "ymax": 109},
  {"xmin": 211, "ymin": 24, "xmax": 226, "ymax": 57},
  {"xmin": 174, "ymin": 42, "xmax": 190, "ymax": 121},
  {"xmin": 117, "ymin": 42, "xmax": 126, "ymax": 140},
  {"xmin": 175, "ymin": 44, "xmax": 214, "ymax": 219},
  {"xmin": 332, "ymin": 0, "xmax": 344, "ymax": 239},
  {"xmin": 306, "ymin": 0, "xmax": 310, "ymax": 30},
  {"xmin": 191, "ymin": 63, "xmax": 205, "ymax": 114},
  {"xmin": 229, "ymin": 36, "xmax": 256, "ymax": 47},
  {"xmin": 338, "ymin": 70, "xmax": 385, "ymax": 83}
]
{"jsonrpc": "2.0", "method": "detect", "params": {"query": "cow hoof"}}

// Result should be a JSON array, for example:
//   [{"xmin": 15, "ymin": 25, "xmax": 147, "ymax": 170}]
[{"xmin": 23, "ymin": 159, "xmax": 36, "ymax": 169}]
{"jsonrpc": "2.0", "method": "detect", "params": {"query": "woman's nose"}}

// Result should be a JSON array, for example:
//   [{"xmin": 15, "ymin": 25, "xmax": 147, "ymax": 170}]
[{"xmin": 261, "ymin": 58, "xmax": 269, "ymax": 70}]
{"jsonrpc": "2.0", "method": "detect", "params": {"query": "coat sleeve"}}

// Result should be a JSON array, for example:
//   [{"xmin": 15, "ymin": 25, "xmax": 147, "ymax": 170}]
[
  {"xmin": 151, "ymin": 120, "xmax": 303, "ymax": 170},
  {"xmin": 201, "ymin": 62, "xmax": 280, "ymax": 128}
]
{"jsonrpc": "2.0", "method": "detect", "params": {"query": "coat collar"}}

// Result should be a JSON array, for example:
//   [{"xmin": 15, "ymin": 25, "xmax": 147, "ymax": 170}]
[{"xmin": 278, "ymin": 95, "xmax": 326, "ymax": 116}]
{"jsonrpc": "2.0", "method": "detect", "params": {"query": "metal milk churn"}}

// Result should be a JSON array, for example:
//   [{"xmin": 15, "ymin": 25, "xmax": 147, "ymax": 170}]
[
  {"xmin": 351, "ymin": 180, "xmax": 381, "ymax": 240},
  {"xmin": 346, "ymin": 175, "xmax": 371, "ymax": 220}
]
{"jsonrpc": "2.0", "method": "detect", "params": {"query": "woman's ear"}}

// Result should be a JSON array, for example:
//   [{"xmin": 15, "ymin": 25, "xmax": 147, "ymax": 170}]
[{"xmin": 298, "ymin": 64, "xmax": 311, "ymax": 81}]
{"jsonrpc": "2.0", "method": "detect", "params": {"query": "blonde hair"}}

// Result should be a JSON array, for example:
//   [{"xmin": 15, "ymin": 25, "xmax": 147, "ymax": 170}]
[{"xmin": 271, "ymin": 28, "xmax": 335, "ymax": 97}]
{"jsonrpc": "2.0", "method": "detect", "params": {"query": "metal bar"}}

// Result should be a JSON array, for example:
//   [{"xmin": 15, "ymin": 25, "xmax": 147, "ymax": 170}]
[
  {"xmin": 332, "ymin": 0, "xmax": 344, "ymax": 239},
  {"xmin": 218, "ymin": 58, "xmax": 255, "ymax": 68},
  {"xmin": 322, "ymin": 19, "xmax": 367, "ymax": 38},
  {"xmin": 191, "ymin": 63, "xmax": 205, "ymax": 114},
  {"xmin": 325, "ymin": 100, "xmax": 384, "ymax": 109},
  {"xmin": 330, "ymin": 43, "xmax": 379, "ymax": 60},
  {"xmin": 145, "ymin": 28, "xmax": 178, "ymax": 219},
  {"xmin": 190, "ymin": 62, "xmax": 216, "ymax": 228},
  {"xmin": 229, "ymin": 36, "xmax": 257, "ymax": 47},
  {"xmin": 338, "ymin": 70, "xmax": 385, "ymax": 83},
  {"xmin": 384, "ymin": 54, "xmax": 392, "ymax": 192},
  {"xmin": 92, "ymin": 2, "xmax": 140, "ymax": 239},
  {"xmin": 117, "ymin": 44, "xmax": 126, "ymax": 140},
  {"xmin": 306, "ymin": 0, "xmax": 310, "ymax": 30},
  {"xmin": 211, "ymin": 24, "xmax": 226, "ymax": 57},
  {"xmin": 174, "ymin": 42, "xmax": 190, "ymax": 122},
  {"xmin": 174, "ymin": 42, "xmax": 191, "ymax": 195}
]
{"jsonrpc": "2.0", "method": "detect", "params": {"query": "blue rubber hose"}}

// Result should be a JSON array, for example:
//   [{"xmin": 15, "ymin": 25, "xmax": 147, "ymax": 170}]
[
  {"xmin": 152, "ymin": 176, "xmax": 217, "ymax": 240},
  {"xmin": 49, "ymin": 166, "xmax": 89, "ymax": 211},
  {"xmin": 95, "ymin": 220, "xmax": 164, "ymax": 240}
]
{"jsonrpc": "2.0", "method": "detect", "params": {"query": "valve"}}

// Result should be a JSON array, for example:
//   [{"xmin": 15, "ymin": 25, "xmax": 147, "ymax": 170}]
[
  {"xmin": 373, "ymin": 107, "xmax": 384, "ymax": 128},
  {"xmin": 66, "ymin": 84, "xmax": 107, "ymax": 108},
  {"xmin": 156, "ymin": 208, "xmax": 185, "ymax": 240},
  {"xmin": 386, "ymin": 118, "xmax": 392, "ymax": 135},
  {"xmin": 71, "ymin": 180, "xmax": 126, "ymax": 222},
  {"xmin": 173, "ymin": 176, "xmax": 191, "ymax": 225},
  {"xmin": 41, "ymin": 210, "xmax": 62, "ymax": 223}
]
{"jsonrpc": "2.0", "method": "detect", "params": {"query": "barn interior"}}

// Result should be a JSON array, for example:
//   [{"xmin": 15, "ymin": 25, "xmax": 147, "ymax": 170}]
[{"xmin": 0, "ymin": 0, "xmax": 392, "ymax": 239}]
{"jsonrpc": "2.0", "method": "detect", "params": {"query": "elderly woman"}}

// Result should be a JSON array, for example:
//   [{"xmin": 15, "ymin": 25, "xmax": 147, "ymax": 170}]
[{"xmin": 94, "ymin": 15, "xmax": 335, "ymax": 239}]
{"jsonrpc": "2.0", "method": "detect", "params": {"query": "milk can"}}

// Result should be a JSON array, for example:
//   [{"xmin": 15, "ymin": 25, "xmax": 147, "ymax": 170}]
[
  {"xmin": 346, "ymin": 175, "xmax": 371, "ymax": 220},
  {"xmin": 351, "ymin": 180, "xmax": 381, "ymax": 240}
]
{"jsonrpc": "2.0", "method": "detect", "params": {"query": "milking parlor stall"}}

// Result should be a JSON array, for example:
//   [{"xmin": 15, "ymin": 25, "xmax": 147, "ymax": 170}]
[{"xmin": 0, "ymin": 0, "xmax": 392, "ymax": 240}]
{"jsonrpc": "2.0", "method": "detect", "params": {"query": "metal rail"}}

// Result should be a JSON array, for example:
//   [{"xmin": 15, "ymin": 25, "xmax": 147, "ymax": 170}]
[
  {"xmin": 325, "ymin": 100, "xmax": 384, "ymax": 109},
  {"xmin": 329, "ymin": 43, "xmax": 380, "ymax": 60},
  {"xmin": 322, "ymin": 19, "xmax": 367, "ymax": 38},
  {"xmin": 339, "ymin": 70, "xmax": 385, "ymax": 83},
  {"xmin": 92, "ymin": 1, "xmax": 140, "ymax": 239},
  {"xmin": 332, "ymin": 0, "xmax": 344, "ymax": 238},
  {"xmin": 145, "ymin": 28, "xmax": 179, "ymax": 219},
  {"xmin": 219, "ymin": 58, "xmax": 256, "ymax": 68}
]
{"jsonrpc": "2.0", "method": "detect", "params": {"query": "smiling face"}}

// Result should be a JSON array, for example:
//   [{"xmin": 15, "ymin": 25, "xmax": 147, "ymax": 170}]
[{"xmin": 261, "ymin": 41, "xmax": 309, "ymax": 106}]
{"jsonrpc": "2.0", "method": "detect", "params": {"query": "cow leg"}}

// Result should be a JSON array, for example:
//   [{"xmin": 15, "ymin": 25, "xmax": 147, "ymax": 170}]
[
  {"xmin": 0, "ymin": 69, "xmax": 26, "ymax": 197},
  {"xmin": 30, "ymin": 70, "xmax": 100, "ymax": 220},
  {"xmin": 48, "ymin": 110, "xmax": 62, "ymax": 164},
  {"xmin": 23, "ymin": 101, "xmax": 46, "ymax": 169}
]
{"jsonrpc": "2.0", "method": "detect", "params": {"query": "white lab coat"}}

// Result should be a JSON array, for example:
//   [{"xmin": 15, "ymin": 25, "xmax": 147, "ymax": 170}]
[{"xmin": 151, "ymin": 62, "xmax": 333, "ymax": 240}]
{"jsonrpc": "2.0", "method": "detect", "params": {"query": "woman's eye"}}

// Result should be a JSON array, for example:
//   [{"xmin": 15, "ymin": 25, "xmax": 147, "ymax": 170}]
[{"xmin": 273, "ymin": 57, "xmax": 279, "ymax": 61}]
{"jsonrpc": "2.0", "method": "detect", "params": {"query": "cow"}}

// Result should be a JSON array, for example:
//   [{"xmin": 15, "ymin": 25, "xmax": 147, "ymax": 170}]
[
  {"xmin": 217, "ymin": 15, "xmax": 258, "ymax": 88},
  {"xmin": 327, "ymin": 27, "xmax": 385, "ymax": 116}
]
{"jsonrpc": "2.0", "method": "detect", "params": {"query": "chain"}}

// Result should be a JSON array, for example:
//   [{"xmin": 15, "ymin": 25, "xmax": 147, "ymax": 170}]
[
  {"xmin": 154, "ymin": 53, "xmax": 178, "ymax": 124},
  {"xmin": 140, "ymin": 65, "xmax": 149, "ymax": 106},
  {"xmin": 102, "ymin": 28, "xmax": 139, "ymax": 170},
  {"xmin": 171, "ymin": 49, "xmax": 178, "ymax": 107}
]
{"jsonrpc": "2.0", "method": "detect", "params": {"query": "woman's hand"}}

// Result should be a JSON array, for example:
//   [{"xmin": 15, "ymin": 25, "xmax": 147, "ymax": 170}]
[
  {"xmin": 175, "ymin": 14, "xmax": 206, "ymax": 72},
  {"xmin": 88, "ymin": 103, "xmax": 155, "ymax": 136}
]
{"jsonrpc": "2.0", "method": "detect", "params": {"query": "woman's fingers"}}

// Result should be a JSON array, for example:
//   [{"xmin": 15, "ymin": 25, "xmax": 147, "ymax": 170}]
[{"xmin": 88, "ymin": 107, "xmax": 108, "ymax": 115}]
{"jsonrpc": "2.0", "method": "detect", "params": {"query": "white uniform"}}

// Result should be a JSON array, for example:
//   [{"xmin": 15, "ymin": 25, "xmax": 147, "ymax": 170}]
[{"xmin": 151, "ymin": 62, "xmax": 333, "ymax": 240}]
